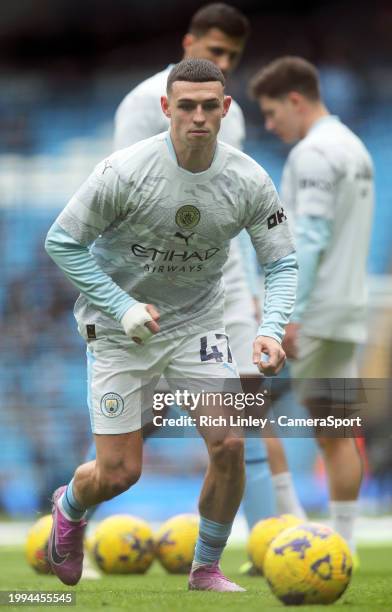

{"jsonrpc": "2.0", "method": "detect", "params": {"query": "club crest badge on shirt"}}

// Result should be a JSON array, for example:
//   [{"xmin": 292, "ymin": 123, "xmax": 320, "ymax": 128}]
[{"xmin": 175, "ymin": 205, "xmax": 200, "ymax": 229}]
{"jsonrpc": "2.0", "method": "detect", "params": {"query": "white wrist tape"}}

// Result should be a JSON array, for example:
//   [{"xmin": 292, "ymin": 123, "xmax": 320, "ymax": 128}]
[{"xmin": 121, "ymin": 303, "xmax": 154, "ymax": 342}]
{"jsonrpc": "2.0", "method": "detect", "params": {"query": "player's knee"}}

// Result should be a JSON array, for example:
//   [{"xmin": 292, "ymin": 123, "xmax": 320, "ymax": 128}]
[
  {"xmin": 210, "ymin": 437, "xmax": 244, "ymax": 472},
  {"xmin": 122, "ymin": 465, "xmax": 142, "ymax": 489},
  {"xmin": 111, "ymin": 471, "xmax": 141, "ymax": 496},
  {"xmin": 98, "ymin": 465, "xmax": 141, "ymax": 498}
]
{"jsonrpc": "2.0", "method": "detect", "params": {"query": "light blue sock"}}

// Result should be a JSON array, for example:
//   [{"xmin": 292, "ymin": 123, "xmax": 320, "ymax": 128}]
[
  {"xmin": 194, "ymin": 516, "xmax": 232, "ymax": 565},
  {"xmin": 60, "ymin": 478, "xmax": 86, "ymax": 521},
  {"xmin": 242, "ymin": 436, "xmax": 276, "ymax": 529}
]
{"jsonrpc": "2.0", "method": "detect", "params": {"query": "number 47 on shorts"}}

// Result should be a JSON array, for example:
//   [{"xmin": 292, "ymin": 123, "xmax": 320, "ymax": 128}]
[{"xmin": 200, "ymin": 334, "xmax": 232, "ymax": 363}]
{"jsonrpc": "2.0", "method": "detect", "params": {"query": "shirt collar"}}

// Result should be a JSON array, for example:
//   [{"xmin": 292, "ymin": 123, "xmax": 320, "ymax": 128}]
[{"xmin": 309, "ymin": 114, "xmax": 340, "ymax": 135}]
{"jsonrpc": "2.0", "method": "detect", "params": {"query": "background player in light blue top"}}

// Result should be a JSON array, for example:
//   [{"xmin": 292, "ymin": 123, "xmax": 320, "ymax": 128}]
[
  {"xmin": 45, "ymin": 59, "xmax": 297, "ymax": 590},
  {"xmin": 250, "ymin": 56, "xmax": 374, "ymax": 559}
]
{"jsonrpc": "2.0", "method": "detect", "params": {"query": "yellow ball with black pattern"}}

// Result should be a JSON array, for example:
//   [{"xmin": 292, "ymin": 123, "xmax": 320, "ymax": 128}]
[
  {"xmin": 25, "ymin": 515, "xmax": 53, "ymax": 574},
  {"xmin": 264, "ymin": 522, "xmax": 353, "ymax": 605},
  {"xmin": 93, "ymin": 515, "xmax": 154, "ymax": 574},
  {"xmin": 247, "ymin": 514, "xmax": 302, "ymax": 574},
  {"xmin": 155, "ymin": 514, "xmax": 199, "ymax": 573}
]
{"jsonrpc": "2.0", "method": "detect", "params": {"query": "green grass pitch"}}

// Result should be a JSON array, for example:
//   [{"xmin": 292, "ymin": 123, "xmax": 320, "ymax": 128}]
[{"xmin": 0, "ymin": 546, "xmax": 391, "ymax": 611}]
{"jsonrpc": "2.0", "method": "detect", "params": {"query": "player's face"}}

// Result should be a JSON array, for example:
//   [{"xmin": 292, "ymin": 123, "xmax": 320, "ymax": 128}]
[
  {"xmin": 259, "ymin": 95, "xmax": 301, "ymax": 143},
  {"xmin": 183, "ymin": 28, "xmax": 245, "ymax": 77},
  {"xmin": 162, "ymin": 81, "xmax": 231, "ymax": 148}
]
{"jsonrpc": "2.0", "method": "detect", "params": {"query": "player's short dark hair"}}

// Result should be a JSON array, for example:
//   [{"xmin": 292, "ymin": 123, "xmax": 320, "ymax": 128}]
[
  {"xmin": 167, "ymin": 58, "xmax": 225, "ymax": 94},
  {"xmin": 189, "ymin": 3, "xmax": 250, "ymax": 39},
  {"xmin": 249, "ymin": 56, "xmax": 321, "ymax": 101}
]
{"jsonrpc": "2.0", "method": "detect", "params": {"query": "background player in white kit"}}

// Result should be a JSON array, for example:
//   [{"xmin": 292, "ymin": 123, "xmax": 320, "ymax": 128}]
[
  {"xmin": 114, "ymin": 2, "xmax": 305, "ymax": 527},
  {"xmin": 45, "ymin": 59, "xmax": 297, "ymax": 590},
  {"xmin": 250, "ymin": 56, "xmax": 374, "ymax": 559}
]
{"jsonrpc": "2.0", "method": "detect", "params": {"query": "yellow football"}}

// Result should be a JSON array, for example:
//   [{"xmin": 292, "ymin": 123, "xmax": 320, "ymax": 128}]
[
  {"xmin": 155, "ymin": 514, "xmax": 199, "ymax": 574},
  {"xmin": 25, "ymin": 515, "xmax": 53, "ymax": 574},
  {"xmin": 264, "ymin": 521, "xmax": 353, "ymax": 605},
  {"xmin": 93, "ymin": 514, "xmax": 154, "ymax": 574},
  {"xmin": 247, "ymin": 514, "xmax": 302, "ymax": 574}
]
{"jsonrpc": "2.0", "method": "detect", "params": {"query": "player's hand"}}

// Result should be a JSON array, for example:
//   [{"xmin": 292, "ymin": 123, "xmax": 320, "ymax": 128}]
[
  {"xmin": 282, "ymin": 322, "xmax": 300, "ymax": 360},
  {"xmin": 144, "ymin": 304, "xmax": 160, "ymax": 334},
  {"xmin": 253, "ymin": 335, "xmax": 286, "ymax": 376},
  {"xmin": 121, "ymin": 302, "xmax": 160, "ymax": 345}
]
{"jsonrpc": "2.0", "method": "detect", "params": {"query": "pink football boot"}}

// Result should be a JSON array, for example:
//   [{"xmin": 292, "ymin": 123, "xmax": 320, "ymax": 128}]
[
  {"xmin": 189, "ymin": 561, "xmax": 246, "ymax": 592},
  {"xmin": 48, "ymin": 486, "xmax": 86, "ymax": 586}
]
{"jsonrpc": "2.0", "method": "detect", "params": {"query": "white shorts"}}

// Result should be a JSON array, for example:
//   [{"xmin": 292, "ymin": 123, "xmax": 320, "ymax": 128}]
[
  {"xmin": 87, "ymin": 329, "xmax": 239, "ymax": 434},
  {"xmin": 290, "ymin": 335, "xmax": 358, "ymax": 403}
]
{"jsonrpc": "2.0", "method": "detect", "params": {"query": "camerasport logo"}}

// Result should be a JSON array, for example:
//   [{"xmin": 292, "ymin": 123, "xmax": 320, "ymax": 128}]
[{"xmin": 175, "ymin": 205, "xmax": 201, "ymax": 229}]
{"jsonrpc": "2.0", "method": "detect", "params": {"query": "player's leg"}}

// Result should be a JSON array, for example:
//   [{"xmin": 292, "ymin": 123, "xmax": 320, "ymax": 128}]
[
  {"xmin": 262, "ymin": 370, "xmax": 307, "ymax": 520},
  {"xmin": 72, "ymin": 431, "xmax": 143, "ymax": 507},
  {"xmin": 49, "ymin": 337, "xmax": 159, "ymax": 585},
  {"xmin": 49, "ymin": 431, "xmax": 143, "ymax": 586},
  {"xmin": 293, "ymin": 337, "xmax": 361, "ymax": 553},
  {"xmin": 224, "ymin": 298, "xmax": 278, "ymax": 525},
  {"xmin": 306, "ymin": 401, "xmax": 362, "ymax": 553},
  {"xmin": 81, "ymin": 441, "xmax": 99, "ymax": 521},
  {"xmin": 197, "ymin": 428, "xmax": 245, "ymax": 523},
  {"xmin": 83, "ymin": 399, "xmax": 171, "ymax": 521},
  {"xmin": 190, "ymin": 419, "xmax": 245, "ymax": 591},
  {"xmin": 242, "ymin": 435, "xmax": 275, "ymax": 527},
  {"xmin": 225, "ymin": 292, "xmax": 304, "ymax": 528},
  {"xmin": 265, "ymin": 435, "xmax": 307, "ymax": 519},
  {"xmin": 166, "ymin": 330, "xmax": 245, "ymax": 591}
]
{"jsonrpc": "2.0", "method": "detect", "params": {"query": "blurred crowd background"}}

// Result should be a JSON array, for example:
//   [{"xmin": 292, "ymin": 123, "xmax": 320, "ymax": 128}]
[{"xmin": 1, "ymin": 0, "xmax": 392, "ymax": 519}]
